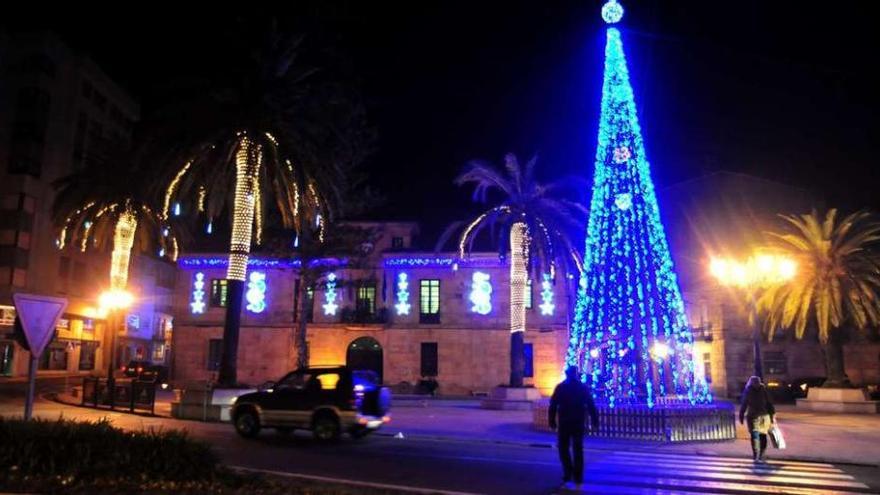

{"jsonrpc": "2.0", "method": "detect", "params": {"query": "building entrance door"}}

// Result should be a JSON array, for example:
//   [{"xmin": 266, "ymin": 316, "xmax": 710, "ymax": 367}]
[{"xmin": 346, "ymin": 337, "xmax": 383, "ymax": 384}]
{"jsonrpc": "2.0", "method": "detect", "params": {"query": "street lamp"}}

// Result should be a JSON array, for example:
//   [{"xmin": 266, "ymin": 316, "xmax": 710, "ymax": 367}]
[
  {"xmin": 100, "ymin": 289, "xmax": 134, "ymax": 396},
  {"xmin": 709, "ymin": 253, "xmax": 796, "ymax": 378}
]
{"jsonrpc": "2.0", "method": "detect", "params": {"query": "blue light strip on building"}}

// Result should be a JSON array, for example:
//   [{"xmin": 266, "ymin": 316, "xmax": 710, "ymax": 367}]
[
  {"xmin": 179, "ymin": 256, "xmax": 347, "ymax": 270},
  {"xmin": 383, "ymin": 256, "xmax": 503, "ymax": 269}
]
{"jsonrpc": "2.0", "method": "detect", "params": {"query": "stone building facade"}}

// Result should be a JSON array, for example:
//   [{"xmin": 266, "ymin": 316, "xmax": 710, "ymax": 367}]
[{"xmin": 171, "ymin": 224, "xmax": 573, "ymax": 395}]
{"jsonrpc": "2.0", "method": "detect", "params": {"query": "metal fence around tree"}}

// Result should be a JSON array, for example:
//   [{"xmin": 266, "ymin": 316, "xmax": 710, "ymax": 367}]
[
  {"xmin": 534, "ymin": 398, "xmax": 736, "ymax": 442},
  {"xmin": 81, "ymin": 377, "xmax": 156, "ymax": 415}
]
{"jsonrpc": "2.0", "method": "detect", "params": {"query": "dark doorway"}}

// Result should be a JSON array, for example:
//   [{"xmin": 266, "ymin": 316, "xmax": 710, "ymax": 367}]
[{"xmin": 346, "ymin": 337, "xmax": 383, "ymax": 383}]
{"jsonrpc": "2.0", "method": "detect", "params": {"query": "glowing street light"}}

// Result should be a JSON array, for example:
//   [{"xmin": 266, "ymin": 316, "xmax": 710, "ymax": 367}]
[
  {"xmin": 649, "ymin": 341, "xmax": 670, "ymax": 362},
  {"xmin": 100, "ymin": 289, "xmax": 135, "ymax": 395},
  {"xmin": 709, "ymin": 252, "xmax": 797, "ymax": 378}
]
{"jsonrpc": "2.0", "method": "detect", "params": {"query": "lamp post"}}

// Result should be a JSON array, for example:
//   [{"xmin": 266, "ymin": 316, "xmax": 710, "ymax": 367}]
[
  {"xmin": 709, "ymin": 254, "xmax": 796, "ymax": 379},
  {"xmin": 99, "ymin": 289, "xmax": 134, "ymax": 397}
]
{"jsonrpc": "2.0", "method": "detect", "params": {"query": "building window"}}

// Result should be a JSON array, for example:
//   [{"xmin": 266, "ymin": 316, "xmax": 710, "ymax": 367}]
[
  {"xmin": 703, "ymin": 352, "xmax": 712, "ymax": 384},
  {"xmin": 391, "ymin": 236, "xmax": 404, "ymax": 249},
  {"xmin": 420, "ymin": 342, "xmax": 438, "ymax": 377},
  {"xmin": 210, "ymin": 279, "xmax": 228, "ymax": 307},
  {"xmin": 14, "ymin": 53, "xmax": 56, "ymax": 78},
  {"xmin": 79, "ymin": 341, "xmax": 98, "ymax": 371},
  {"xmin": 207, "ymin": 339, "xmax": 223, "ymax": 371},
  {"xmin": 525, "ymin": 279, "xmax": 533, "ymax": 310},
  {"xmin": 419, "ymin": 279, "xmax": 440, "ymax": 324},
  {"xmin": 39, "ymin": 342, "xmax": 68, "ymax": 370},
  {"xmin": 764, "ymin": 351, "xmax": 787, "ymax": 375},
  {"xmin": 356, "ymin": 285, "xmax": 376, "ymax": 315},
  {"xmin": 523, "ymin": 343, "xmax": 534, "ymax": 378}
]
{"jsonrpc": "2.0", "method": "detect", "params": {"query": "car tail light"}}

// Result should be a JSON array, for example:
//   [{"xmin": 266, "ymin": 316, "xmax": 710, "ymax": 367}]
[
  {"xmin": 382, "ymin": 416, "xmax": 391, "ymax": 423},
  {"xmin": 137, "ymin": 367, "xmax": 143, "ymax": 373}
]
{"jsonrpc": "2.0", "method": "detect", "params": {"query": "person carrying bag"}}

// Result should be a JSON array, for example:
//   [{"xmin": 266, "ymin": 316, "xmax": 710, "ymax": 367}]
[{"xmin": 739, "ymin": 375, "xmax": 776, "ymax": 462}]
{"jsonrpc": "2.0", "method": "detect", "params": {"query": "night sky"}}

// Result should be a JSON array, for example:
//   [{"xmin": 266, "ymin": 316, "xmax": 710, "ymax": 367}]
[{"xmin": 6, "ymin": 1, "xmax": 878, "ymax": 246}]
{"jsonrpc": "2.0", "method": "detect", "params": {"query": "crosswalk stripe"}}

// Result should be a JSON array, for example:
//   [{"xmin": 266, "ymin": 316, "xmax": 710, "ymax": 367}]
[
  {"xmin": 594, "ymin": 449, "xmax": 840, "ymax": 469},
  {"xmin": 603, "ymin": 452, "xmax": 849, "ymax": 474},
  {"xmin": 597, "ymin": 457, "xmax": 856, "ymax": 480},
  {"xmin": 585, "ymin": 463, "xmax": 869, "ymax": 489},
  {"xmin": 576, "ymin": 472, "xmax": 874, "ymax": 495}
]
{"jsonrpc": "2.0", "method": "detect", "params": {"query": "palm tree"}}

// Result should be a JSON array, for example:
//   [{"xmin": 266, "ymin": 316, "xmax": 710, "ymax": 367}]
[
  {"xmin": 53, "ymin": 143, "xmax": 180, "ymax": 378},
  {"xmin": 439, "ymin": 153, "xmax": 585, "ymax": 387},
  {"xmin": 154, "ymin": 25, "xmax": 364, "ymax": 386},
  {"xmin": 757, "ymin": 209, "xmax": 880, "ymax": 387}
]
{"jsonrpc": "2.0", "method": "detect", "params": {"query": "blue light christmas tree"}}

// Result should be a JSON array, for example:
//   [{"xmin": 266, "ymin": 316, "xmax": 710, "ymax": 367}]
[{"xmin": 567, "ymin": 0, "xmax": 710, "ymax": 407}]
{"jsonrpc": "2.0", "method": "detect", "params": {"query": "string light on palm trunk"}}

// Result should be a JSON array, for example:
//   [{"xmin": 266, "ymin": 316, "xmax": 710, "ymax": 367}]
[
  {"xmin": 110, "ymin": 208, "xmax": 138, "ymax": 291},
  {"xmin": 227, "ymin": 135, "xmax": 262, "ymax": 281},
  {"xmin": 510, "ymin": 222, "xmax": 529, "ymax": 333}
]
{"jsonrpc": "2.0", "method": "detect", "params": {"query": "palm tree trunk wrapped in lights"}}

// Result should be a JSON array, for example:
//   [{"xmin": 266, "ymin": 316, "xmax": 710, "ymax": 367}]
[
  {"xmin": 110, "ymin": 207, "xmax": 138, "ymax": 291},
  {"xmin": 219, "ymin": 135, "xmax": 262, "ymax": 386},
  {"xmin": 509, "ymin": 222, "xmax": 529, "ymax": 387}
]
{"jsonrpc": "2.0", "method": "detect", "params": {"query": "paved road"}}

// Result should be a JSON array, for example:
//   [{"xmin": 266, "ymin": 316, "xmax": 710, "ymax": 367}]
[{"xmin": 1, "ymin": 397, "xmax": 878, "ymax": 495}]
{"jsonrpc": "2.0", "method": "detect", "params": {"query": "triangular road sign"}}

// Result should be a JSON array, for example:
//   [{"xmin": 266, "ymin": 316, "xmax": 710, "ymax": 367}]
[{"xmin": 12, "ymin": 293, "xmax": 68, "ymax": 357}]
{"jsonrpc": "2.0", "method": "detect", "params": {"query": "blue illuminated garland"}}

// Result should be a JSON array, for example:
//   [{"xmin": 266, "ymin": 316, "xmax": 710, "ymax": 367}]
[{"xmin": 566, "ymin": 13, "xmax": 710, "ymax": 407}]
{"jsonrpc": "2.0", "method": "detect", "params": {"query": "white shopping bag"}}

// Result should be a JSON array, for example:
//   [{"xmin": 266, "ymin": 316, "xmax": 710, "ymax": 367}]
[{"xmin": 769, "ymin": 422, "xmax": 786, "ymax": 449}]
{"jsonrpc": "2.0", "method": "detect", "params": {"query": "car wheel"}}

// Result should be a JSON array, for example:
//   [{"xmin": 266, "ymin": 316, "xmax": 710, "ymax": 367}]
[
  {"xmin": 234, "ymin": 409, "xmax": 261, "ymax": 438},
  {"xmin": 312, "ymin": 414, "xmax": 340, "ymax": 441}
]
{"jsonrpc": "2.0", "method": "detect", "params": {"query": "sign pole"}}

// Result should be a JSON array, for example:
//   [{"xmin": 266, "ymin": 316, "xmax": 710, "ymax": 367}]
[
  {"xmin": 24, "ymin": 354, "xmax": 38, "ymax": 420},
  {"xmin": 12, "ymin": 293, "xmax": 68, "ymax": 421}
]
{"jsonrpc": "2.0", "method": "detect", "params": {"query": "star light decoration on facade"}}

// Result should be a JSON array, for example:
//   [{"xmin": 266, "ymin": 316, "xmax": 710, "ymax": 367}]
[
  {"xmin": 323, "ymin": 272, "xmax": 339, "ymax": 315},
  {"xmin": 394, "ymin": 272, "xmax": 411, "ymax": 315},
  {"xmin": 539, "ymin": 274, "xmax": 556, "ymax": 316},
  {"xmin": 245, "ymin": 271, "xmax": 267, "ymax": 313},
  {"xmin": 190, "ymin": 272, "xmax": 206, "ymax": 314}
]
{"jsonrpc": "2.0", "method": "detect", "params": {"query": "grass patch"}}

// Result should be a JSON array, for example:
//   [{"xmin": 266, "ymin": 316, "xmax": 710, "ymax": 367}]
[{"xmin": 0, "ymin": 418, "xmax": 415, "ymax": 494}]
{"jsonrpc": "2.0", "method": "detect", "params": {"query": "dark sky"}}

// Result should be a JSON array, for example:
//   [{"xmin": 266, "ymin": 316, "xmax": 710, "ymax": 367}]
[{"xmin": 7, "ymin": 1, "xmax": 879, "ymax": 246}]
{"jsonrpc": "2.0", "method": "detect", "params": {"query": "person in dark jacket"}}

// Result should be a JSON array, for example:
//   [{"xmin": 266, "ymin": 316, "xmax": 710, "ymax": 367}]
[
  {"xmin": 549, "ymin": 366, "xmax": 600, "ymax": 485},
  {"xmin": 739, "ymin": 375, "xmax": 776, "ymax": 461}
]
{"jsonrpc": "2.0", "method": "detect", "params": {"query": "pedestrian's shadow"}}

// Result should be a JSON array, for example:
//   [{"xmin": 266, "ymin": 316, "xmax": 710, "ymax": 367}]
[{"xmin": 748, "ymin": 461, "xmax": 783, "ymax": 476}]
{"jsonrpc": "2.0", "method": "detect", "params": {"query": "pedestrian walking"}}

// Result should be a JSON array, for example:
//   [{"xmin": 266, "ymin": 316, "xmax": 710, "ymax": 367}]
[
  {"xmin": 548, "ymin": 366, "xmax": 599, "ymax": 486},
  {"xmin": 739, "ymin": 375, "xmax": 776, "ymax": 462}
]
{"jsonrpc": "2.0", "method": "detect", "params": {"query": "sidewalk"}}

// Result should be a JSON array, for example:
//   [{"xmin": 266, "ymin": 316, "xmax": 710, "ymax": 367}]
[{"xmin": 43, "ymin": 392, "xmax": 880, "ymax": 467}]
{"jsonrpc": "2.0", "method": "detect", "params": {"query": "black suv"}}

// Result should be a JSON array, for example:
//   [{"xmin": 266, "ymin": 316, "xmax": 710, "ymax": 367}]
[{"xmin": 231, "ymin": 366, "xmax": 391, "ymax": 441}]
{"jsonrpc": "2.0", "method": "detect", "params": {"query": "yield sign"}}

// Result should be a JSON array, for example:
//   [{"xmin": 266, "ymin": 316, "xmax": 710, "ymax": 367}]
[{"xmin": 12, "ymin": 293, "xmax": 68, "ymax": 357}]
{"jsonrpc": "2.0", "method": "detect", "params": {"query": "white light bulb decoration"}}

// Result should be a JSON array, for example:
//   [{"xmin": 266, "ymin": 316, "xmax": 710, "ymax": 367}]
[
  {"xmin": 470, "ymin": 271, "xmax": 493, "ymax": 315},
  {"xmin": 395, "ymin": 272, "xmax": 411, "ymax": 315},
  {"xmin": 602, "ymin": 0, "xmax": 624, "ymax": 24},
  {"xmin": 190, "ymin": 272, "xmax": 206, "ymax": 314},
  {"xmin": 245, "ymin": 271, "xmax": 267, "ymax": 313}
]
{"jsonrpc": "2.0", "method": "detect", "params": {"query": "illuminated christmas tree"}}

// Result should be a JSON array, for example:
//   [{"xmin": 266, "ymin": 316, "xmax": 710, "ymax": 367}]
[{"xmin": 566, "ymin": 0, "xmax": 710, "ymax": 407}]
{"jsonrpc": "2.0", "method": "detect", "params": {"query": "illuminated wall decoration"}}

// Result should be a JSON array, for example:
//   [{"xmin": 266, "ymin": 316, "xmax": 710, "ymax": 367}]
[
  {"xmin": 539, "ymin": 274, "xmax": 555, "ymax": 316},
  {"xmin": 394, "ymin": 272, "xmax": 411, "ymax": 315},
  {"xmin": 566, "ymin": 1, "xmax": 709, "ymax": 408},
  {"xmin": 246, "ymin": 271, "xmax": 267, "ymax": 314},
  {"xmin": 323, "ymin": 272, "xmax": 339, "ymax": 315},
  {"xmin": 469, "ymin": 271, "xmax": 493, "ymax": 315},
  {"xmin": 190, "ymin": 272, "xmax": 206, "ymax": 314}
]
